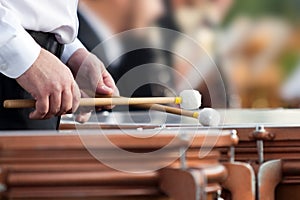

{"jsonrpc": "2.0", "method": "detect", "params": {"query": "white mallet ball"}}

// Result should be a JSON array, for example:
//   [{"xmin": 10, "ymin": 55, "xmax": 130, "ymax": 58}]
[
  {"xmin": 198, "ymin": 108, "xmax": 220, "ymax": 126},
  {"xmin": 179, "ymin": 90, "xmax": 202, "ymax": 110}
]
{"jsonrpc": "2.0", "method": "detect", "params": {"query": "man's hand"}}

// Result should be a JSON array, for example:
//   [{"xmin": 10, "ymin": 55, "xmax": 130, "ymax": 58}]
[
  {"xmin": 67, "ymin": 48, "xmax": 119, "ymax": 123},
  {"xmin": 16, "ymin": 49, "xmax": 81, "ymax": 119}
]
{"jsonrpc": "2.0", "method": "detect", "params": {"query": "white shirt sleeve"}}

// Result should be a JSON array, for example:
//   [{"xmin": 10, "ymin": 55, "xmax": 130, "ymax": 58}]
[
  {"xmin": 0, "ymin": 3, "xmax": 41, "ymax": 79},
  {"xmin": 61, "ymin": 38, "xmax": 86, "ymax": 64}
]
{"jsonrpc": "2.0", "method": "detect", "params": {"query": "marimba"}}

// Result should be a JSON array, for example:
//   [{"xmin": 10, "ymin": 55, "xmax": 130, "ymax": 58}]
[
  {"xmin": 0, "ymin": 127, "xmax": 243, "ymax": 200},
  {"xmin": 59, "ymin": 109, "xmax": 300, "ymax": 200}
]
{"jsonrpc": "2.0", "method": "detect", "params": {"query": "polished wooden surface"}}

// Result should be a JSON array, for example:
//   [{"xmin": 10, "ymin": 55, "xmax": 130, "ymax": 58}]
[
  {"xmin": 4, "ymin": 109, "xmax": 300, "ymax": 200},
  {"xmin": 0, "ymin": 129, "xmax": 237, "ymax": 200},
  {"xmin": 59, "ymin": 109, "xmax": 300, "ymax": 200}
]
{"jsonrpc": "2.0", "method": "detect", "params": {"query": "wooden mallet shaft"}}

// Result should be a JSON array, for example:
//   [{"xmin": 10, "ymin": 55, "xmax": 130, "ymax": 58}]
[
  {"xmin": 3, "ymin": 97, "xmax": 199, "ymax": 120},
  {"xmin": 3, "ymin": 97, "xmax": 183, "ymax": 109},
  {"xmin": 4, "ymin": 89, "xmax": 202, "ymax": 111},
  {"xmin": 85, "ymin": 91, "xmax": 199, "ymax": 119},
  {"xmin": 93, "ymin": 93, "xmax": 199, "ymax": 119},
  {"xmin": 135, "ymin": 103, "xmax": 199, "ymax": 119}
]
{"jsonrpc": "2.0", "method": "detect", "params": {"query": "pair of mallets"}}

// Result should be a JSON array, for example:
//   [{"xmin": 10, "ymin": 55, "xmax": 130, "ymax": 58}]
[{"xmin": 3, "ymin": 90, "xmax": 220, "ymax": 126}]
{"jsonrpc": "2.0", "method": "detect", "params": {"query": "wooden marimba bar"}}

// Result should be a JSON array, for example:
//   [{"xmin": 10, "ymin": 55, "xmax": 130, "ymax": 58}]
[{"xmin": 0, "ymin": 129, "xmax": 248, "ymax": 200}]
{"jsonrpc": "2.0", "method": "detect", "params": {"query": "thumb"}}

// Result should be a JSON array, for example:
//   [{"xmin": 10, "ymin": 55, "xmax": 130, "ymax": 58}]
[
  {"xmin": 96, "ymin": 82, "xmax": 114, "ymax": 95},
  {"xmin": 96, "ymin": 68, "xmax": 115, "ymax": 95},
  {"xmin": 96, "ymin": 83, "xmax": 114, "ymax": 94}
]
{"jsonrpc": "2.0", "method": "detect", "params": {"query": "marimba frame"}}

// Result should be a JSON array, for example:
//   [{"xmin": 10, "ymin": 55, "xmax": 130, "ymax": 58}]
[{"xmin": 0, "ymin": 129, "xmax": 241, "ymax": 200}]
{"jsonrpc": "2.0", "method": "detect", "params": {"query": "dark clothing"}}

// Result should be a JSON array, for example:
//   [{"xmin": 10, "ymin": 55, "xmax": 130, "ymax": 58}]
[
  {"xmin": 0, "ymin": 31, "xmax": 64, "ymax": 130},
  {"xmin": 77, "ymin": 12, "xmax": 173, "ymax": 100}
]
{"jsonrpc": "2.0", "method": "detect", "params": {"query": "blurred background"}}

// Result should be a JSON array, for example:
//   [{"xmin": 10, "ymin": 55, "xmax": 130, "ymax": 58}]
[
  {"xmin": 78, "ymin": 0, "xmax": 300, "ymax": 109},
  {"xmin": 221, "ymin": 0, "xmax": 300, "ymax": 108}
]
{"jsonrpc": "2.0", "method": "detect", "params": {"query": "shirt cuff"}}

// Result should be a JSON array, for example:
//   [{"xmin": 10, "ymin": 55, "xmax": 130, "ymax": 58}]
[
  {"xmin": 0, "ymin": 29, "xmax": 41, "ymax": 78},
  {"xmin": 61, "ymin": 38, "xmax": 86, "ymax": 64}
]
